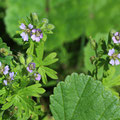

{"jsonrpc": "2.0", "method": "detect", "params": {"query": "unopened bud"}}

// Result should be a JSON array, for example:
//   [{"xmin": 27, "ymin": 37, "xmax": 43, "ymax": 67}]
[
  {"xmin": 18, "ymin": 53, "xmax": 25, "ymax": 65},
  {"xmin": 42, "ymin": 18, "xmax": 48, "ymax": 24},
  {"xmin": 90, "ymin": 56, "xmax": 96, "ymax": 64},
  {"xmin": 90, "ymin": 36, "xmax": 97, "ymax": 50},
  {"xmin": 0, "ymin": 48, "xmax": 9, "ymax": 56},
  {"xmin": 30, "ymin": 13, "xmax": 39, "ymax": 23}
]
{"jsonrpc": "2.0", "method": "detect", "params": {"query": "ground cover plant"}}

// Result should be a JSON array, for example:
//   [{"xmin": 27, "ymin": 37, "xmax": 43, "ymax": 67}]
[
  {"xmin": 1, "ymin": 0, "xmax": 120, "ymax": 120},
  {"xmin": 0, "ymin": 14, "xmax": 58, "ymax": 120},
  {"xmin": 1, "ymin": 13, "xmax": 120, "ymax": 120}
]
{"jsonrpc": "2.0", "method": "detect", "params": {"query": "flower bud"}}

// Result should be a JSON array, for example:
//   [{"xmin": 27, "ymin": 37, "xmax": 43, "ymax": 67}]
[
  {"xmin": 90, "ymin": 36, "xmax": 97, "ymax": 50},
  {"xmin": 18, "ymin": 53, "xmax": 25, "ymax": 65},
  {"xmin": 0, "ymin": 48, "xmax": 9, "ymax": 56},
  {"xmin": 90, "ymin": 56, "xmax": 96, "ymax": 64},
  {"xmin": 30, "ymin": 13, "xmax": 39, "ymax": 23}
]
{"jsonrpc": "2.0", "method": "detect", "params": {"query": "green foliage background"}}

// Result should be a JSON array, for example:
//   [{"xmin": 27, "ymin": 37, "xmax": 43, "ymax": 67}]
[
  {"xmin": 4, "ymin": 0, "xmax": 120, "ymax": 50},
  {"xmin": 1, "ymin": 0, "xmax": 120, "ymax": 119}
]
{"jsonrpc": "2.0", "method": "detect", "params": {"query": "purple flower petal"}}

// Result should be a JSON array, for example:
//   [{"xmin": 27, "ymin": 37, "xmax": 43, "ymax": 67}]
[
  {"xmin": 27, "ymin": 63, "xmax": 36, "ymax": 73},
  {"xmin": 20, "ymin": 32, "xmax": 26, "ymax": 39},
  {"xmin": 9, "ymin": 72, "xmax": 14, "ymax": 80},
  {"xmin": 117, "ymin": 54, "xmax": 120, "ymax": 59},
  {"xmin": 3, "ymin": 65, "xmax": 9, "ymax": 75},
  {"xmin": 28, "ymin": 24, "xmax": 33, "ymax": 29},
  {"xmin": 35, "ymin": 37, "xmax": 40, "ymax": 42},
  {"xmin": 20, "ymin": 32, "xmax": 28, "ymax": 41},
  {"xmin": 20, "ymin": 23, "xmax": 26, "ymax": 30},
  {"xmin": 115, "ymin": 32, "xmax": 119, "ymax": 36},
  {"xmin": 0, "ymin": 62, "xmax": 2, "ymax": 67},
  {"xmin": 115, "ymin": 59, "xmax": 120, "ymax": 65},
  {"xmin": 31, "ymin": 34, "xmax": 36, "ymax": 41},
  {"xmin": 34, "ymin": 73, "xmax": 41, "ymax": 81},
  {"xmin": 27, "ymin": 67, "xmax": 33, "ymax": 73},
  {"xmin": 32, "ymin": 29, "xmax": 36, "ymax": 33},
  {"xmin": 109, "ymin": 59, "xmax": 114, "ymax": 66},
  {"xmin": 23, "ymin": 34, "xmax": 28, "ymax": 41},
  {"xmin": 108, "ymin": 49, "xmax": 115, "ymax": 56},
  {"xmin": 112, "ymin": 36, "xmax": 118, "ymax": 43},
  {"xmin": 40, "ymin": 33, "xmax": 43, "ymax": 39},
  {"xmin": 3, "ymin": 80, "xmax": 7, "ymax": 86}
]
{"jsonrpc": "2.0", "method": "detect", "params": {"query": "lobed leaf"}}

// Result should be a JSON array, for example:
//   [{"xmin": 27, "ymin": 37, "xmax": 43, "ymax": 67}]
[{"xmin": 50, "ymin": 73, "xmax": 120, "ymax": 120}]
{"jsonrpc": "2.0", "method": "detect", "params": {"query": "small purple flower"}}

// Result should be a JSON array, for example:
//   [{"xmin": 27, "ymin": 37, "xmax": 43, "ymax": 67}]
[
  {"xmin": 3, "ymin": 65, "xmax": 9, "ymax": 75},
  {"xmin": 20, "ymin": 23, "xmax": 26, "ymax": 30},
  {"xmin": 108, "ymin": 48, "xmax": 115, "ymax": 56},
  {"xmin": 28, "ymin": 24, "xmax": 33, "ymax": 29},
  {"xmin": 27, "ymin": 63, "xmax": 35, "ymax": 73},
  {"xmin": 118, "ymin": 54, "xmax": 120, "ymax": 58},
  {"xmin": 112, "ymin": 32, "xmax": 120, "ymax": 43},
  {"xmin": 3, "ymin": 80, "xmax": 7, "ymax": 86},
  {"xmin": 34, "ymin": 73, "xmax": 41, "ymax": 81},
  {"xmin": 20, "ymin": 23, "xmax": 33, "ymax": 41},
  {"xmin": 20, "ymin": 32, "xmax": 28, "ymax": 41},
  {"xmin": 109, "ymin": 59, "xmax": 114, "ymax": 66},
  {"xmin": 31, "ymin": 29, "xmax": 43, "ymax": 42},
  {"xmin": 9, "ymin": 72, "xmax": 14, "ymax": 80},
  {"xmin": 0, "ymin": 62, "xmax": 2, "ymax": 67},
  {"xmin": 108, "ymin": 49, "xmax": 120, "ymax": 66}
]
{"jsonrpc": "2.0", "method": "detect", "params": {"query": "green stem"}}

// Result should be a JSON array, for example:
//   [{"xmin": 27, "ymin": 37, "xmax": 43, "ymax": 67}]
[
  {"xmin": 95, "ymin": 49, "xmax": 98, "ymax": 80},
  {"xmin": 26, "ymin": 40, "xmax": 34, "ymax": 56}
]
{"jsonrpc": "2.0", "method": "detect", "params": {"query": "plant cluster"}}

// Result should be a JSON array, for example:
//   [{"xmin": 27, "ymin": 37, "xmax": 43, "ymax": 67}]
[{"xmin": 0, "ymin": 13, "xmax": 58, "ymax": 120}]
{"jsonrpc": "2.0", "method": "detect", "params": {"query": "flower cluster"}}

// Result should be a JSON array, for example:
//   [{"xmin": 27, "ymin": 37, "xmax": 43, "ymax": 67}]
[
  {"xmin": 20, "ymin": 23, "xmax": 43, "ymax": 42},
  {"xmin": 108, "ymin": 49, "xmax": 120, "ymax": 65},
  {"xmin": 0, "ymin": 62, "xmax": 15, "ymax": 86},
  {"xmin": 108, "ymin": 32, "xmax": 120, "ymax": 66},
  {"xmin": 27, "ymin": 62, "xmax": 41, "ymax": 81},
  {"xmin": 112, "ymin": 32, "xmax": 120, "ymax": 44}
]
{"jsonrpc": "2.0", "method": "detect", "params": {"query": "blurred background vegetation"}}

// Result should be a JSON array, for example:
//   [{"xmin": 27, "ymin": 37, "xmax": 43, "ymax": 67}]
[{"xmin": 1, "ymin": 0, "xmax": 120, "ymax": 119}]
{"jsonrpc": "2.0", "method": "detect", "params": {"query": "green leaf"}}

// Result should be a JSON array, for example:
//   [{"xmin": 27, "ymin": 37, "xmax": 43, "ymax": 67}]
[
  {"xmin": 1, "ymin": 84, "xmax": 45, "ymax": 119},
  {"xmin": 50, "ymin": 73, "xmax": 120, "ymax": 120},
  {"xmin": 0, "ymin": 88, "xmax": 6, "ymax": 96},
  {"xmin": 42, "ymin": 33, "xmax": 47, "ymax": 42},
  {"xmin": 26, "ymin": 55, "xmax": 33, "ymax": 65},
  {"xmin": 0, "ymin": 38, "xmax": 13, "ymax": 64},
  {"xmin": 19, "ymin": 54, "xmax": 25, "ymax": 65},
  {"xmin": 35, "ymin": 41, "xmax": 44, "ymax": 61},
  {"xmin": 103, "ymin": 66, "xmax": 120, "ymax": 88},
  {"xmin": 2, "ymin": 99, "xmax": 14, "ymax": 110},
  {"xmin": 18, "ymin": 84, "xmax": 45, "ymax": 97},
  {"xmin": 0, "ymin": 111, "xmax": 4, "ymax": 120},
  {"xmin": 42, "ymin": 66, "xmax": 58, "ymax": 79},
  {"xmin": 43, "ymin": 52, "xmax": 58, "ymax": 66},
  {"xmin": 38, "ymin": 67, "xmax": 47, "ymax": 84},
  {"xmin": 26, "ymin": 41, "xmax": 34, "ymax": 55}
]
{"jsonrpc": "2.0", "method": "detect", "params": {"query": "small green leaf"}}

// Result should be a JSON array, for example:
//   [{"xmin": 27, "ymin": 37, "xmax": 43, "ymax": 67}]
[
  {"xmin": 0, "ymin": 38, "xmax": 13, "ymax": 64},
  {"xmin": 36, "ymin": 41, "xmax": 44, "ymax": 61},
  {"xmin": 43, "ymin": 52, "xmax": 58, "ymax": 66},
  {"xmin": 19, "ymin": 55, "xmax": 25, "ymax": 65},
  {"xmin": 18, "ymin": 84, "xmax": 45, "ymax": 97},
  {"xmin": 38, "ymin": 67, "xmax": 47, "ymax": 84},
  {"xmin": 26, "ymin": 55, "xmax": 33, "ymax": 65},
  {"xmin": 2, "ymin": 100, "xmax": 14, "ymax": 110},
  {"xmin": 47, "ymin": 24, "xmax": 55, "ymax": 30},
  {"xmin": 26, "ymin": 41, "xmax": 34, "ymax": 55},
  {"xmin": 103, "ymin": 66, "xmax": 120, "ymax": 88},
  {"xmin": 0, "ymin": 88, "xmax": 6, "ymax": 96},
  {"xmin": 42, "ymin": 33, "xmax": 47, "ymax": 41},
  {"xmin": 0, "ymin": 111, "xmax": 4, "ymax": 120},
  {"xmin": 42, "ymin": 66, "xmax": 58, "ymax": 79}
]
